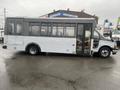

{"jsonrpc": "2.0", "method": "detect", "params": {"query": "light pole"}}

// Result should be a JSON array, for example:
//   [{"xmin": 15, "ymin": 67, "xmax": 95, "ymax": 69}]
[{"xmin": 3, "ymin": 8, "xmax": 6, "ymax": 29}]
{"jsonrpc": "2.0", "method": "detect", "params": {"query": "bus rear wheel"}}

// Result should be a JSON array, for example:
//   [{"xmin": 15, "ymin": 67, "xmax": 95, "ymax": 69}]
[
  {"xmin": 99, "ymin": 47, "xmax": 111, "ymax": 58},
  {"xmin": 27, "ymin": 45, "xmax": 39, "ymax": 55}
]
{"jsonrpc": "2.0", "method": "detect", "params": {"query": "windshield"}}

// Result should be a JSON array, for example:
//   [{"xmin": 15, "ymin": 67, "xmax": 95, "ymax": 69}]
[{"xmin": 95, "ymin": 30, "xmax": 110, "ymax": 40}]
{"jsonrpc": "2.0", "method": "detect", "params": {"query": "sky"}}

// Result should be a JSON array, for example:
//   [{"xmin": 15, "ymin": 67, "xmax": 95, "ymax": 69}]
[{"xmin": 0, "ymin": 0, "xmax": 120, "ymax": 27}]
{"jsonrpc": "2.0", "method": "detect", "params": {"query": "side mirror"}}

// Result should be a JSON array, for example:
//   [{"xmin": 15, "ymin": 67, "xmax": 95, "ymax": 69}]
[
  {"xmin": 110, "ymin": 31, "xmax": 112, "ymax": 39},
  {"xmin": 110, "ymin": 31, "xmax": 114, "ymax": 41}
]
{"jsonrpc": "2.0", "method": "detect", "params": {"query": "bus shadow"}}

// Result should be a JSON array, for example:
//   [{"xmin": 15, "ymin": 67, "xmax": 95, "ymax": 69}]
[
  {"xmin": 13, "ymin": 51, "xmax": 92, "ymax": 57},
  {"xmin": 13, "ymin": 51, "xmax": 116, "ymax": 61}
]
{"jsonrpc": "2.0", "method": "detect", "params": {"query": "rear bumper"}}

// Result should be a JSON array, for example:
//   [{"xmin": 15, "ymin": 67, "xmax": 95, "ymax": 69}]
[{"xmin": 2, "ymin": 45, "xmax": 7, "ymax": 49}]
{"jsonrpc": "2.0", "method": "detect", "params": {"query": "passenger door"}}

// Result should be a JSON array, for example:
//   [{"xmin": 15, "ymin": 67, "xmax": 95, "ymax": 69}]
[
  {"xmin": 76, "ymin": 24, "xmax": 84, "ymax": 54},
  {"xmin": 77, "ymin": 24, "xmax": 92, "ymax": 55},
  {"xmin": 84, "ymin": 24, "xmax": 92, "ymax": 54}
]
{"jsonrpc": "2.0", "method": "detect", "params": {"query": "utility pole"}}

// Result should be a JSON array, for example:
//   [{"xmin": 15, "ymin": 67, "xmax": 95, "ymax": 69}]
[
  {"xmin": 3, "ymin": 8, "xmax": 6, "ymax": 30},
  {"xmin": 4, "ymin": 8, "xmax": 6, "ymax": 20}
]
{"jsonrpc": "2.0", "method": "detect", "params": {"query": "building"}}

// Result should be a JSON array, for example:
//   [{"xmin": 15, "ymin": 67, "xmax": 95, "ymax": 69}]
[{"xmin": 40, "ymin": 9, "xmax": 98, "ymax": 23}]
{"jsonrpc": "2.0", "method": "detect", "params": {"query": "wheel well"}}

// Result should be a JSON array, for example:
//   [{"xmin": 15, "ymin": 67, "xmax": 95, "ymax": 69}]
[
  {"xmin": 25, "ymin": 43, "xmax": 41, "ymax": 52},
  {"xmin": 99, "ymin": 46, "xmax": 112, "ymax": 52}
]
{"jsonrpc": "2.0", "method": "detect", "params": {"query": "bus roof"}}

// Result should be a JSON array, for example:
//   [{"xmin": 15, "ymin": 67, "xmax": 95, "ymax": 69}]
[{"xmin": 6, "ymin": 17, "xmax": 96, "ymax": 24}]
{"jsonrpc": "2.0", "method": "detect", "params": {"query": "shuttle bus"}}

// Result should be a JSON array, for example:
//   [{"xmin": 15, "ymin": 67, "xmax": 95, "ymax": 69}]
[{"xmin": 3, "ymin": 17, "xmax": 118, "ymax": 58}]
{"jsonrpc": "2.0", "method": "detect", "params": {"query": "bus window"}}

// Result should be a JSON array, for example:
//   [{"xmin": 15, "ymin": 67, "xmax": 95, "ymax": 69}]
[
  {"xmin": 29, "ymin": 25, "xmax": 40, "ymax": 36},
  {"xmin": 58, "ymin": 26, "xmax": 64, "ymax": 37},
  {"xmin": 41, "ymin": 23, "xmax": 48, "ymax": 36},
  {"xmin": 64, "ymin": 27, "xmax": 75, "ymax": 37},
  {"xmin": 64, "ymin": 24, "xmax": 76, "ymax": 37},
  {"xmin": 8, "ymin": 22, "xmax": 15, "ymax": 35},
  {"xmin": 48, "ymin": 25, "xmax": 52, "ymax": 36},
  {"xmin": 52, "ymin": 25, "xmax": 57, "ymax": 36},
  {"xmin": 16, "ymin": 23, "xmax": 22, "ymax": 35}
]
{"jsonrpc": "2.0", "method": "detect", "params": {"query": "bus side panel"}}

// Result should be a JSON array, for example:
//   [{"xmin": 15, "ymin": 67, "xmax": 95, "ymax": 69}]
[
  {"xmin": 5, "ymin": 35, "xmax": 77, "ymax": 54},
  {"xmin": 5, "ymin": 35, "xmax": 24, "ymax": 50},
  {"xmin": 23, "ymin": 36, "xmax": 76, "ymax": 54}
]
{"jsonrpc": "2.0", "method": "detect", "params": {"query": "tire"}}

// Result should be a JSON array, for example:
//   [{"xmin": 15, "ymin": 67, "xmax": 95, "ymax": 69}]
[
  {"xmin": 27, "ymin": 45, "xmax": 39, "ymax": 55},
  {"xmin": 99, "ymin": 47, "xmax": 111, "ymax": 58}
]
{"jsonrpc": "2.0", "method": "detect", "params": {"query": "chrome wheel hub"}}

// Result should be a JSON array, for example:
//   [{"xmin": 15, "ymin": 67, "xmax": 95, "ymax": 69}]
[{"xmin": 101, "ymin": 50, "xmax": 109, "ymax": 57}]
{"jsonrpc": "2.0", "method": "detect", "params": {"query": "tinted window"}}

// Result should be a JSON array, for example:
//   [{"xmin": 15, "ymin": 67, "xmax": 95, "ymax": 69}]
[
  {"xmin": 64, "ymin": 24, "xmax": 76, "ymax": 37},
  {"xmin": 65, "ymin": 27, "xmax": 75, "ymax": 37},
  {"xmin": 29, "ymin": 25, "xmax": 40, "ymax": 36},
  {"xmin": 8, "ymin": 22, "xmax": 15, "ymax": 35},
  {"xmin": 52, "ymin": 24, "xmax": 57, "ymax": 36},
  {"xmin": 16, "ymin": 23, "xmax": 22, "ymax": 35},
  {"xmin": 57, "ymin": 24, "xmax": 64, "ymax": 37},
  {"xmin": 58, "ymin": 26, "xmax": 64, "ymax": 36},
  {"xmin": 41, "ymin": 23, "xmax": 48, "ymax": 36},
  {"xmin": 48, "ymin": 25, "xmax": 52, "ymax": 36}
]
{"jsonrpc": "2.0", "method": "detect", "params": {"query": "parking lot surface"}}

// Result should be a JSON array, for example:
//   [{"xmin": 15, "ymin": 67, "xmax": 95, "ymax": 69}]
[{"xmin": 0, "ymin": 44, "xmax": 120, "ymax": 90}]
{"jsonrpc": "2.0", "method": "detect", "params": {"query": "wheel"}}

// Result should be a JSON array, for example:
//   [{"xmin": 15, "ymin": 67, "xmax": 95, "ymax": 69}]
[
  {"xmin": 99, "ymin": 47, "xmax": 111, "ymax": 58},
  {"xmin": 27, "ymin": 45, "xmax": 39, "ymax": 55}
]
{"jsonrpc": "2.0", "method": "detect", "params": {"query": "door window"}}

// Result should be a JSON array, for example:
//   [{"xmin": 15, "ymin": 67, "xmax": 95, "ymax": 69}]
[
  {"xmin": 84, "ymin": 25, "xmax": 92, "ymax": 54},
  {"xmin": 76, "ymin": 24, "xmax": 84, "ymax": 53}
]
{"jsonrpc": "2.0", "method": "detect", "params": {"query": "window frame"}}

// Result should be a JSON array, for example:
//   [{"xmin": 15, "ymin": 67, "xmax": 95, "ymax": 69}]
[
  {"xmin": 28, "ymin": 22, "xmax": 77, "ymax": 38},
  {"xmin": 40, "ymin": 22, "xmax": 48, "ymax": 36},
  {"xmin": 7, "ymin": 19, "xmax": 24, "ymax": 36},
  {"xmin": 64, "ymin": 23, "xmax": 76, "ymax": 38},
  {"xmin": 15, "ymin": 22, "xmax": 23, "ymax": 35},
  {"xmin": 29, "ymin": 22, "xmax": 41, "ymax": 36},
  {"xmin": 7, "ymin": 21, "xmax": 15, "ymax": 35}
]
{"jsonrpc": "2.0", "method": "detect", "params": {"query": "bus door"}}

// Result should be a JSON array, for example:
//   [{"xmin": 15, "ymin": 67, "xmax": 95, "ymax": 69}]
[
  {"xmin": 77, "ymin": 24, "xmax": 92, "ymax": 55},
  {"xmin": 83, "ymin": 24, "xmax": 92, "ymax": 55}
]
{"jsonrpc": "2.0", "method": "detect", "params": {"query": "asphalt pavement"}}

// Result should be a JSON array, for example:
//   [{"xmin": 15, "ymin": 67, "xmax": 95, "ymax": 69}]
[{"xmin": 0, "ymin": 44, "xmax": 120, "ymax": 90}]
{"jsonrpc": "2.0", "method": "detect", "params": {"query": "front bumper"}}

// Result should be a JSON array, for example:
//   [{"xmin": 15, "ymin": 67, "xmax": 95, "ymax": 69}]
[{"xmin": 112, "ymin": 48, "xmax": 118, "ymax": 55}]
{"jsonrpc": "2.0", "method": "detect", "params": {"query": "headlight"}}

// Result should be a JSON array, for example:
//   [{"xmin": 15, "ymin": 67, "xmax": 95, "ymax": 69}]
[
  {"xmin": 114, "ymin": 42, "xmax": 117, "ymax": 49},
  {"xmin": 112, "ymin": 37, "xmax": 119, "ymax": 41}
]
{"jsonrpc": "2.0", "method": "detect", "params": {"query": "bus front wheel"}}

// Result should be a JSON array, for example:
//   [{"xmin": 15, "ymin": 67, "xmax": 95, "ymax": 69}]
[
  {"xmin": 27, "ymin": 45, "xmax": 39, "ymax": 55},
  {"xmin": 99, "ymin": 47, "xmax": 111, "ymax": 58}
]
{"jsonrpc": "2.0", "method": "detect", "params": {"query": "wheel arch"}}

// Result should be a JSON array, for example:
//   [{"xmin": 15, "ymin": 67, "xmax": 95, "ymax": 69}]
[
  {"xmin": 98, "ymin": 45, "xmax": 112, "ymax": 52},
  {"xmin": 25, "ymin": 42, "xmax": 41, "ymax": 52}
]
